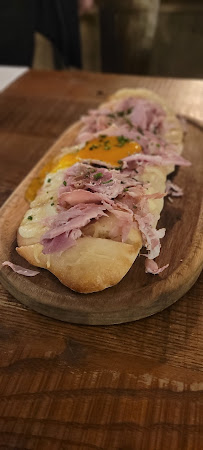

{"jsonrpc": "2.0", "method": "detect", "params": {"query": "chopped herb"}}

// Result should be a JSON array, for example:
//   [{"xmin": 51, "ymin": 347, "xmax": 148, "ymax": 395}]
[
  {"xmin": 51, "ymin": 202, "xmax": 55, "ymax": 206},
  {"xmin": 117, "ymin": 159, "xmax": 123, "ymax": 165},
  {"xmin": 94, "ymin": 172, "xmax": 103, "ymax": 181},
  {"xmin": 47, "ymin": 178, "xmax": 51, "ymax": 183},
  {"xmin": 156, "ymin": 143, "xmax": 160, "ymax": 147},
  {"xmin": 63, "ymin": 180, "xmax": 67, "ymax": 186},
  {"xmin": 50, "ymin": 196, "xmax": 53, "ymax": 200},
  {"xmin": 133, "ymin": 204, "xmax": 137, "ymax": 209},
  {"xmin": 123, "ymin": 188, "xmax": 129, "ymax": 192},
  {"xmin": 125, "ymin": 117, "xmax": 133, "ymax": 128},
  {"xmin": 104, "ymin": 140, "xmax": 110, "ymax": 145},
  {"xmin": 102, "ymin": 179, "xmax": 113, "ymax": 184},
  {"xmin": 107, "ymin": 113, "xmax": 116, "ymax": 118},
  {"xmin": 117, "ymin": 111, "xmax": 125, "ymax": 117},
  {"xmin": 99, "ymin": 134, "xmax": 107, "ymax": 139},
  {"xmin": 27, "ymin": 215, "xmax": 33, "ymax": 220},
  {"xmin": 136, "ymin": 135, "xmax": 140, "ymax": 140},
  {"xmin": 137, "ymin": 126, "xmax": 143, "ymax": 135},
  {"xmin": 104, "ymin": 145, "xmax": 111, "ymax": 150},
  {"xmin": 127, "ymin": 108, "xmax": 133, "ymax": 114},
  {"xmin": 89, "ymin": 144, "xmax": 98, "ymax": 150},
  {"xmin": 121, "ymin": 181, "xmax": 125, "ymax": 184},
  {"xmin": 117, "ymin": 135, "xmax": 130, "ymax": 147}
]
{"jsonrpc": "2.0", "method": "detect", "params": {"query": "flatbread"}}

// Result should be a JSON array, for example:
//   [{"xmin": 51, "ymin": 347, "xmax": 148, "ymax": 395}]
[{"xmin": 17, "ymin": 89, "xmax": 183, "ymax": 293}]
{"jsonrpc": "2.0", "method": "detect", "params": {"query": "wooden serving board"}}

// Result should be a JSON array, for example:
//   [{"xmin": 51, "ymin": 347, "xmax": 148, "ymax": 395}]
[{"xmin": 0, "ymin": 109, "xmax": 202, "ymax": 325}]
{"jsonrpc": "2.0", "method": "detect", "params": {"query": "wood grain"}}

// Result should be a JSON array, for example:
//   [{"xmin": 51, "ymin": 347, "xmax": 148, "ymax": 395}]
[{"xmin": 0, "ymin": 70, "xmax": 202, "ymax": 449}]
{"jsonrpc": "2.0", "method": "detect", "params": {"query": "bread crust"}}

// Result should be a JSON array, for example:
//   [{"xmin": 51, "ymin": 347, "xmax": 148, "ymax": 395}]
[
  {"xmin": 17, "ymin": 88, "xmax": 183, "ymax": 293},
  {"xmin": 17, "ymin": 235, "xmax": 142, "ymax": 293}
]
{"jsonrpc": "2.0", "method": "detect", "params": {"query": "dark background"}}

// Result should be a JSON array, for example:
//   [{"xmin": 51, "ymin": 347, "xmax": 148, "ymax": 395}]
[
  {"xmin": 0, "ymin": 0, "xmax": 202, "ymax": 78},
  {"xmin": 0, "ymin": 0, "xmax": 81, "ymax": 68}
]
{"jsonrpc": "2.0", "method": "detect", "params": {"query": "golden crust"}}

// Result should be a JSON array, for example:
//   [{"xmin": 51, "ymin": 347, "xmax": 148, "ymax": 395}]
[
  {"xmin": 17, "ymin": 235, "xmax": 142, "ymax": 293},
  {"xmin": 17, "ymin": 88, "xmax": 183, "ymax": 293}
]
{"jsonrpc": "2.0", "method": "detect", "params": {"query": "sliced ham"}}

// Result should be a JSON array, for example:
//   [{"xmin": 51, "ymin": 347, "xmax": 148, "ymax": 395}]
[
  {"xmin": 126, "ymin": 188, "xmax": 165, "ymax": 201},
  {"xmin": 59, "ymin": 164, "xmax": 142, "ymax": 201},
  {"xmin": 134, "ymin": 212, "xmax": 166, "ymax": 260},
  {"xmin": 166, "ymin": 180, "xmax": 183, "ymax": 197},
  {"xmin": 41, "ymin": 203, "xmax": 108, "ymax": 254},
  {"xmin": 122, "ymin": 152, "xmax": 191, "ymax": 168},
  {"xmin": 58, "ymin": 189, "xmax": 107, "ymax": 207},
  {"xmin": 2, "ymin": 261, "xmax": 40, "ymax": 276},
  {"xmin": 42, "ymin": 229, "xmax": 82, "ymax": 254},
  {"xmin": 77, "ymin": 97, "xmax": 166, "ymax": 146},
  {"xmin": 145, "ymin": 259, "xmax": 169, "ymax": 274},
  {"xmin": 48, "ymin": 163, "xmax": 168, "ymax": 261},
  {"xmin": 43, "ymin": 204, "xmax": 108, "ymax": 240}
]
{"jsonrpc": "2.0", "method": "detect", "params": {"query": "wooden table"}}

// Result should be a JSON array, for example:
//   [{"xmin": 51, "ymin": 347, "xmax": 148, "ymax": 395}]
[{"xmin": 0, "ymin": 70, "xmax": 202, "ymax": 450}]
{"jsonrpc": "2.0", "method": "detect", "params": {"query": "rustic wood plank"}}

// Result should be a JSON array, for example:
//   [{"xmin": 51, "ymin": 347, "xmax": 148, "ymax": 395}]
[{"xmin": 0, "ymin": 70, "xmax": 202, "ymax": 449}]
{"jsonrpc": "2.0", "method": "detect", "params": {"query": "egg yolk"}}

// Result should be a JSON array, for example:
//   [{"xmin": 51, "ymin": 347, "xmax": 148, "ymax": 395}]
[
  {"xmin": 26, "ymin": 135, "xmax": 141, "ymax": 201},
  {"xmin": 25, "ymin": 160, "xmax": 55, "ymax": 203},
  {"xmin": 52, "ymin": 135, "xmax": 141, "ymax": 172}
]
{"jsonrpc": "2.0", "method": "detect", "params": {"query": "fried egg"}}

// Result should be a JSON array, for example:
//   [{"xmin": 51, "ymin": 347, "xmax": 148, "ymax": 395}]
[{"xmin": 26, "ymin": 135, "xmax": 141, "ymax": 202}]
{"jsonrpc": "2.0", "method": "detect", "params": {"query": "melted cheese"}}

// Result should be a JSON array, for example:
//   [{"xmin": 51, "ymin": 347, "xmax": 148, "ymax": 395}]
[{"xmin": 19, "ymin": 171, "xmax": 63, "ymax": 241}]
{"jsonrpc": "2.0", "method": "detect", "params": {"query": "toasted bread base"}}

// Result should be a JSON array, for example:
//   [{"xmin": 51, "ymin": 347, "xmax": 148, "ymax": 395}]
[{"xmin": 17, "ymin": 234, "xmax": 142, "ymax": 293}]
